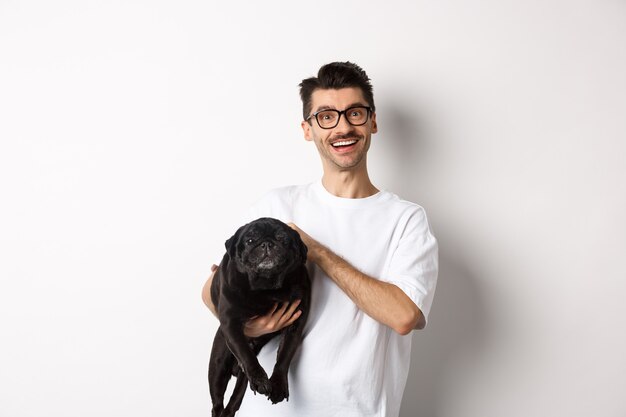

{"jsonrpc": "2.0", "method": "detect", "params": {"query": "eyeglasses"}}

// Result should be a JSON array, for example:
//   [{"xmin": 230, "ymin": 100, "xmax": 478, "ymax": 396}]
[{"xmin": 306, "ymin": 106, "xmax": 372, "ymax": 129}]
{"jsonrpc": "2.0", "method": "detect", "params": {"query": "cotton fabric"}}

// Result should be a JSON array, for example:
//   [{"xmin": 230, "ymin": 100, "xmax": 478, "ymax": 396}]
[{"xmin": 235, "ymin": 180, "xmax": 438, "ymax": 417}]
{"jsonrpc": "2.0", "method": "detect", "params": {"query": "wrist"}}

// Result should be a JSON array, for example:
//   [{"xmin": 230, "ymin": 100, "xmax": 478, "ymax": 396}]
[
  {"xmin": 307, "ymin": 241, "xmax": 326, "ymax": 264},
  {"xmin": 310, "ymin": 244, "xmax": 340, "ymax": 275}
]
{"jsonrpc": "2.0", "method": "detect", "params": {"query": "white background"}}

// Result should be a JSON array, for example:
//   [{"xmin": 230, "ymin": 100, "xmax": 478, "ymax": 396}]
[{"xmin": 1, "ymin": 1, "xmax": 625, "ymax": 416}]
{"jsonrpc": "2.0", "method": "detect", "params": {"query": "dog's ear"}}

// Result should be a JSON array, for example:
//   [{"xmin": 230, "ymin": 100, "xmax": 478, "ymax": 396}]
[
  {"xmin": 225, "ymin": 225, "xmax": 245, "ymax": 258},
  {"xmin": 298, "ymin": 239, "xmax": 308, "ymax": 264},
  {"xmin": 289, "ymin": 227, "xmax": 308, "ymax": 263},
  {"xmin": 300, "ymin": 240, "xmax": 309, "ymax": 263}
]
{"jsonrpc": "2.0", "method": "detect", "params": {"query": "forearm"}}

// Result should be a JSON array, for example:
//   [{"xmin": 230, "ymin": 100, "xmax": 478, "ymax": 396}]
[
  {"xmin": 201, "ymin": 268, "xmax": 218, "ymax": 317},
  {"xmin": 310, "ymin": 244, "xmax": 424, "ymax": 335}
]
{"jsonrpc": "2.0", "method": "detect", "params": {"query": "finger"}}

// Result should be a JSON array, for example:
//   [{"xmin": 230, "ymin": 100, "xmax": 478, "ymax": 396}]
[
  {"xmin": 282, "ymin": 299, "xmax": 301, "ymax": 318},
  {"xmin": 289, "ymin": 223, "xmax": 305, "ymax": 235},
  {"xmin": 273, "ymin": 302, "xmax": 289, "ymax": 317},
  {"xmin": 277, "ymin": 300, "xmax": 301, "ymax": 325},
  {"xmin": 284, "ymin": 310, "xmax": 302, "ymax": 326},
  {"xmin": 268, "ymin": 303, "xmax": 280, "ymax": 315},
  {"xmin": 211, "ymin": 264, "xmax": 218, "ymax": 272}
]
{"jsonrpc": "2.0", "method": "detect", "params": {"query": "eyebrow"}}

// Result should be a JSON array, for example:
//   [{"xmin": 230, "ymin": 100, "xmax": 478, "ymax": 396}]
[{"xmin": 313, "ymin": 102, "xmax": 368, "ymax": 113}]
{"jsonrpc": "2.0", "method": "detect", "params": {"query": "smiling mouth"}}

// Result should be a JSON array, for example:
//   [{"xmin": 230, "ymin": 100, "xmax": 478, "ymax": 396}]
[
  {"xmin": 331, "ymin": 139, "xmax": 358, "ymax": 148},
  {"xmin": 330, "ymin": 135, "xmax": 363, "ymax": 149}
]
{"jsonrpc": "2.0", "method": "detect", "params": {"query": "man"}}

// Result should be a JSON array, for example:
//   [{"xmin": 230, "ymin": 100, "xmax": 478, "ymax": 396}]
[{"xmin": 202, "ymin": 61, "xmax": 438, "ymax": 417}]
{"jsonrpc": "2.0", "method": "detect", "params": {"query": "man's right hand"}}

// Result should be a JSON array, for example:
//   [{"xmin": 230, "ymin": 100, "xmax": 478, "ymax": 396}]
[
  {"xmin": 243, "ymin": 300, "xmax": 302, "ymax": 338},
  {"xmin": 202, "ymin": 265, "xmax": 303, "ymax": 337}
]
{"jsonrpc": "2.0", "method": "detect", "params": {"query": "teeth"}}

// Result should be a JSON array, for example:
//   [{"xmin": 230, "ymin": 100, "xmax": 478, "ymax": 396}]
[{"xmin": 332, "ymin": 140, "xmax": 357, "ymax": 147}]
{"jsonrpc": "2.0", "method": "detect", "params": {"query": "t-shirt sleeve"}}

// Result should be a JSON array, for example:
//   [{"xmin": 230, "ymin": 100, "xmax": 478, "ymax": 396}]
[{"xmin": 384, "ymin": 207, "xmax": 439, "ymax": 324}]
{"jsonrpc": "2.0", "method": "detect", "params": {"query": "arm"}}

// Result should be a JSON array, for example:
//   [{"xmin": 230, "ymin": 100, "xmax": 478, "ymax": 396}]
[
  {"xmin": 289, "ymin": 224, "xmax": 425, "ymax": 335},
  {"xmin": 201, "ymin": 264, "xmax": 303, "ymax": 338},
  {"xmin": 201, "ymin": 264, "xmax": 219, "ymax": 316}
]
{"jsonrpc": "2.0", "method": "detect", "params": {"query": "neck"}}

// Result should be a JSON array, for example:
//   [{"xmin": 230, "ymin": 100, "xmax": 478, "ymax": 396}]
[{"xmin": 321, "ymin": 163, "xmax": 379, "ymax": 199}]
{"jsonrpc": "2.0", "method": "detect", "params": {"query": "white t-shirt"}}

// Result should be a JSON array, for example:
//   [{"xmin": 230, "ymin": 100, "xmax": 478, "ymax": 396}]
[{"xmin": 235, "ymin": 180, "xmax": 438, "ymax": 417}]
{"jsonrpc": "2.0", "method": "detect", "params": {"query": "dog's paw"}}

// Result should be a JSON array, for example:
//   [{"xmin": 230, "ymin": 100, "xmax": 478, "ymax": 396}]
[
  {"xmin": 211, "ymin": 405, "xmax": 224, "ymax": 417},
  {"xmin": 268, "ymin": 373, "xmax": 289, "ymax": 404},
  {"xmin": 215, "ymin": 408, "xmax": 236, "ymax": 417},
  {"xmin": 221, "ymin": 408, "xmax": 236, "ymax": 417},
  {"xmin": 247, "ymin": 368, "xmax": 271, "ymax": 396}
]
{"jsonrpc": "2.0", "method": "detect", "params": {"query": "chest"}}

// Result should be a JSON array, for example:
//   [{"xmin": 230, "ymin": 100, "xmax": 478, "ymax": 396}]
[{"xmin": 294, "ymin": 205, "xmax": 404, "ymax": 277}]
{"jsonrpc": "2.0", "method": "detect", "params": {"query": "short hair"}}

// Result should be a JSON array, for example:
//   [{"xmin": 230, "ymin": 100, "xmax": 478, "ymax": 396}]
[{"xmin": 299, "ymin": 61, "xmax": 375, "ymax": 121}]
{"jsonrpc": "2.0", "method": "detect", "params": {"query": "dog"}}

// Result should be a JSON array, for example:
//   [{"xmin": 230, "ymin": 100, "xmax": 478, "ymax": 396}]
[{"xmin": 208, "ymin": 217, "xmax": 310, "ymax": 417}]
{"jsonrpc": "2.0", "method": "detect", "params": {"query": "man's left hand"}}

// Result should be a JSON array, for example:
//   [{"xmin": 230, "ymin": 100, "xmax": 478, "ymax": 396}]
[{"xmin": 288, "ymin": 223, "xmax": 321, "ymax": 262}]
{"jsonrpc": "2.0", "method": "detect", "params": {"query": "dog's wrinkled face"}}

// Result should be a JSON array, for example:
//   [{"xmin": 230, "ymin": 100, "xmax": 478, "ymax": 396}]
[{"xmin": 225, "ymin": 218, "xmax": 307, "ymax": 290}]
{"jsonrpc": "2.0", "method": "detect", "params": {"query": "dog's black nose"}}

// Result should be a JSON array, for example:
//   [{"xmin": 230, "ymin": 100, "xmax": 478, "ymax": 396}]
[{"xmin": 260, "ymin": 241, "xmax": 274, "ymax": 250}]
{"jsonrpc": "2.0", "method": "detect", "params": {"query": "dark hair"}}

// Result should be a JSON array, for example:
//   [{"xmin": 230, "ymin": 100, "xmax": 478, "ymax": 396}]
[{"xmin": 299, "ymin": 61, "xmax": 375, "ymax": 121}]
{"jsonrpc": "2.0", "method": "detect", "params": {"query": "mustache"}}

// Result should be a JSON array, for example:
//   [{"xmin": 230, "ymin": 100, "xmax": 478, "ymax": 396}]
[{"xmin": 330, "ymin": 132, "xmax": 363, "ymax": 141}]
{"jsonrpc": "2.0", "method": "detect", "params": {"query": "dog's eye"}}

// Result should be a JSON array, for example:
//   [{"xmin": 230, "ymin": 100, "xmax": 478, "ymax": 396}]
[{"xmin": 246, "ymin": 238, "xmax": 254, "ymax": 245}]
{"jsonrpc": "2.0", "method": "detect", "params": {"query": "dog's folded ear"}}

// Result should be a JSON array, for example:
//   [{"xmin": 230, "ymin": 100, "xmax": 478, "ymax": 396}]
[
  {"xmin": 225, "ymin": 224, "xmax": 245, "ymax": 258},
  {"xmin": 290, "ymin": 227, "xmax": 308, "ymax": 263},
  {"xmin": 298, "ymin": 240, "xmax": 308, "ymax": 264}
]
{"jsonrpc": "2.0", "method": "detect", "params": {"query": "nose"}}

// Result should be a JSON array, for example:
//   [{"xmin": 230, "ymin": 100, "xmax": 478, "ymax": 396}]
[
  {"xmin": 332, "ymin": 113, "xmax": 357, "ymax": 136},
  {"xmin": 260, "ymin": 241, "xmax": 274, "ymax": 251},
  {"xmin": 335, "ymin": 112, "xmax": 352, "ymax": 130}
]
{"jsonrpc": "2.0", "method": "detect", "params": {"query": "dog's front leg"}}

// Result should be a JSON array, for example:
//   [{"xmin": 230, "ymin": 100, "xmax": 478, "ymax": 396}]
[
  {"xmin": 208, "ymin": 329, "xmax": 234, "ymax": 417},
  {"xmin": 268, "ymin": 321, "xmax": 304, "ymax": 404},
  {"xmin": 221, "ymin": 322, "xmax": 271, "ymax": 396}
]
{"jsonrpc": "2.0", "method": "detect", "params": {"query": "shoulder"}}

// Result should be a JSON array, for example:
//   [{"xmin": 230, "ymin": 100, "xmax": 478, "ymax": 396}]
[
  {"xmin": 246, "ymin": 183, "xmax": 313, "ymax": 223},
  {"xmin": 377, "ymin": 192, "xmax": 436, "ymax": 244},
  {"xmin": 253, "ymin": 184, "xmax": 308, "ymax": 207},
  {"xmin": 381, "ymin": 191, "xmax": 431, "ymax": 223}
]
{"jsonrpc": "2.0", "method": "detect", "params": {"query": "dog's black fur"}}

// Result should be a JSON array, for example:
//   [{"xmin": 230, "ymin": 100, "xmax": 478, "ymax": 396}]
[{"xmin": 208, "ymin": 217, "xmax": 310, "ymax": 417}]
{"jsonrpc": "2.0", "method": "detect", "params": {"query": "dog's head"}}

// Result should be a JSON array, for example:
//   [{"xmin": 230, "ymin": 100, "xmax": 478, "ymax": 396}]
[{"xmin": 225, "ymin": 217, "xmax": 308, "ymax": 290}]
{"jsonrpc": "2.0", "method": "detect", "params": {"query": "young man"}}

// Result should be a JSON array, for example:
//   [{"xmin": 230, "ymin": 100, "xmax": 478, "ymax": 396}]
[{"xmin": 202, "ymin": 62, "xmax": 438, "ymax": 417}]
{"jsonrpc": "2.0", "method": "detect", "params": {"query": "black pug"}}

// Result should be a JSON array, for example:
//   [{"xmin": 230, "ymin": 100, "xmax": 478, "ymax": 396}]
[{"xmin": 209, "ymin": 217, "xmax": 310, "ymax": 417}]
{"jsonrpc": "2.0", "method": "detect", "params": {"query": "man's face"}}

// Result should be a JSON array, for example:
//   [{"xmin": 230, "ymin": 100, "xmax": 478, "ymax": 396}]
[{"xmin": 301, "ymin": 87, "xmax": 377, "ymax": 172}]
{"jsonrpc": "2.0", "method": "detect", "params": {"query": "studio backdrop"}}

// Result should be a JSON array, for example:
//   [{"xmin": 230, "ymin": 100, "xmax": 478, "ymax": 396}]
[{"xmin": 1, "ymin": 1, "xmax": 625, "ymax": 416}]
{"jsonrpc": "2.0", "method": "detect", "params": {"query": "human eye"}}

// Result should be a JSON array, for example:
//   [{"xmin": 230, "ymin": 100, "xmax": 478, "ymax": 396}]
[
  {"xmin": 349, "ymin": 107, "xmax": 364, "ymax": 117},
  {"xmin": 319, "ymin": 111, "xmax": 336, "ymax": 121}
]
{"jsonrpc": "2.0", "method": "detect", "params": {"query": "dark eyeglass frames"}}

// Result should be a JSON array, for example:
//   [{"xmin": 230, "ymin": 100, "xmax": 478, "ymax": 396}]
[{"xmin": 305, "ymin": 106, "xmax": 372, "ymax": 129}]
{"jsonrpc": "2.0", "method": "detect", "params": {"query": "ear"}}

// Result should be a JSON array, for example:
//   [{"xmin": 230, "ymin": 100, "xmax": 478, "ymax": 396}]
[
  {"xmin": 301, "ymin": 120, "xmax": 313, "ymax": 142},
  {"xmin": 299, "ymin": 239, "xmax": 308, "ymax": 263},
  {"xmin": 225, "ymin": 225, "xmax": 244, "ymax": 258},
  {"xmin": 290, "ymin": 227, "xmax": 308, "ymax": 263},
  {"xmin": 370, "ymin": 111, "xmax": 378, "ymax": 134}
]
